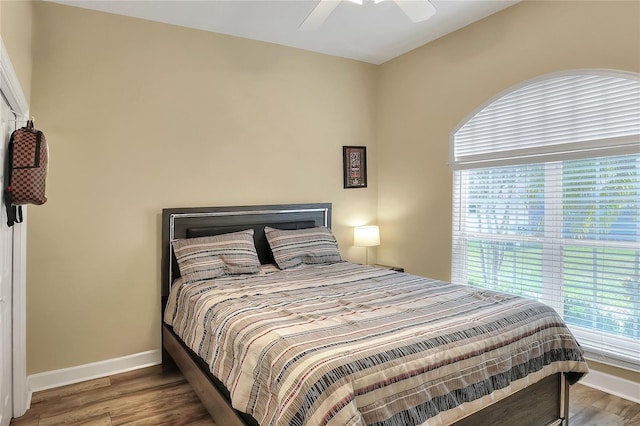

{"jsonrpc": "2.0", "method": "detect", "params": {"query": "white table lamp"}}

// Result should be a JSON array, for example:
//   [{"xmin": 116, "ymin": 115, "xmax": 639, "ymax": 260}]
[{"xmin": 354, "ymin": 225, "xmax": 380, "ymax": 265}]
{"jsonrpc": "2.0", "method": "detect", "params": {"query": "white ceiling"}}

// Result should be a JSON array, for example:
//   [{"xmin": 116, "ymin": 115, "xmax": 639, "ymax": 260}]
[{"xmin": 51, "ymin": 0, "xmax": 518, "ymax": 65}]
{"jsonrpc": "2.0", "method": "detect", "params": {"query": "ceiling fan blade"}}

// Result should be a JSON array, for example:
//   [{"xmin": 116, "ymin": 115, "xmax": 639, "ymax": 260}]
[
  {"xmin": 299, "ymin": 1, "xmax": 342, "ymax": 31},
  {"xmin": 392, "ymin": 0, "xmax": 436, "ymax": 23}
]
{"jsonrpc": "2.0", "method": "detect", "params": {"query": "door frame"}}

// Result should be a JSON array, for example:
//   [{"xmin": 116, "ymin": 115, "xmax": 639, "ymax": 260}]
[{"xmin": 0, "ymin": 37, "xmax": 29, "ymax": 418}]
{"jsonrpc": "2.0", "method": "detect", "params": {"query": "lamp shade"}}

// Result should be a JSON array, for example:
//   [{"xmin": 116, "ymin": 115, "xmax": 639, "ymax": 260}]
[{"xmin": 354, "ymin": 226, "xmax": 380, "ymax": 247}]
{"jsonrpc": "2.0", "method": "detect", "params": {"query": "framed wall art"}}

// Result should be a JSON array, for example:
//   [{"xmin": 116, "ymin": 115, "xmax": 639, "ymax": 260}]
[{"xmin": 343, "ymin": 146, "xmax": 367, "ymax": 189}]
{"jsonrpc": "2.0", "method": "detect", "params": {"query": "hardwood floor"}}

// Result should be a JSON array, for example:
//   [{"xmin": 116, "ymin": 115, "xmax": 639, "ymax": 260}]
[
  {"xmin": 10, "ymin": 365, "xmax": 214, "ymax": 426},
  {"xmin": 10, "ymin": 366, "xmax": 640, "ymax": 425},
  {"xmin": 570, "ymin": 384, "xmax": 640, "ymax": 426}
]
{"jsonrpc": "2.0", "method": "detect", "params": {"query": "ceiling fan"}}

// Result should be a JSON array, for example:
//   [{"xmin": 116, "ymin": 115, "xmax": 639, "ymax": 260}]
[{"xmin": 300, "ymin": 0, "xmax": 436, "ymax": 31}]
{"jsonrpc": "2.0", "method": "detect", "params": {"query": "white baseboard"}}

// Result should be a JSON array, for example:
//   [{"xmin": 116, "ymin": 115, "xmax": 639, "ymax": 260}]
[
  {"xmin": 580, "ymin": 369, "xmax": 640, "ymax": 404},
  {"xmin": 25, "ymin": 349, "xmax": 161, "ymax": 410}
]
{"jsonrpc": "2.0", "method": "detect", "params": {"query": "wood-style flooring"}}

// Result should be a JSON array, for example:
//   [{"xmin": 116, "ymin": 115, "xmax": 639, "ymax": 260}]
[
  {"xmin": 570, "ymin": 383, "xmax": 640, "ymax": 426},
  {"xmin": 9, "ymin": 365, "xmax": 640, "ymax": 425},
  {"xmin": 10, "ymin": 365, "xmax": 214, "ymax": 426}
]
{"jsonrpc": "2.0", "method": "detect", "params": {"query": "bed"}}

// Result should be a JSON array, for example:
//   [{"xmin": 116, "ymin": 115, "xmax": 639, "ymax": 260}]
[{"xmin": 161, "ymin": 203, "xmax": 588, "ymax": 426}]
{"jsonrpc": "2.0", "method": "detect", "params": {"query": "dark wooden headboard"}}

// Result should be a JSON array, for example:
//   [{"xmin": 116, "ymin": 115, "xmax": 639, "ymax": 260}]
[{"xmin": 161, "ymin": 203, "xmax": 332, "ymax": 301}]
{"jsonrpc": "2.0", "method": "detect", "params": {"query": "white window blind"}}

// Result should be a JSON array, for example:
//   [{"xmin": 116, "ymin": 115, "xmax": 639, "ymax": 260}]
[
  {"xmin": 452, "ymin": 73, "xmax": 640, "ymax": 169},
  {"xmin": 451, "ymin": 71, "xmax": 640, "ymax": 371}
]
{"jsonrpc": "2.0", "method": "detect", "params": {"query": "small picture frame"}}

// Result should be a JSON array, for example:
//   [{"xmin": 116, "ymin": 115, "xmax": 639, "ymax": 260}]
[{"xmin": 343, "ymin": 146, "xmax": 367, "ymax": 189}]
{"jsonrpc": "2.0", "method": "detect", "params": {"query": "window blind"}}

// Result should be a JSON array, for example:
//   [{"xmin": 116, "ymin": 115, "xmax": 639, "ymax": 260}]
[
  {"xmin": 451, "ymin": 71, "xmax": 640, "ymax": 371},
  {"xmin": 452, "ymin": 73, "xmax": 640, "ymax": 169}
]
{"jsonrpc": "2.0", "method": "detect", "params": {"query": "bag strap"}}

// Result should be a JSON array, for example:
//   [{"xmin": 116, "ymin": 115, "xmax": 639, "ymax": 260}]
[
  {"xmin": 3, "ymin": 131, "xmax": 18, "ymax": 227},
  {"xmin": 14, "ymin": 206, "xmax": 23, "ymax": 224},
  {"xmin": 3, "ymin": 190, "xmax": 20, "ymax": 227}
]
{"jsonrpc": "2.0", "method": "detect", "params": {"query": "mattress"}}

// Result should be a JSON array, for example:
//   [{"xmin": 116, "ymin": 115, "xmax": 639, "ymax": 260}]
[{"xmin": 164, "ymin": 262, "xmax": 588, "ymax": 426}]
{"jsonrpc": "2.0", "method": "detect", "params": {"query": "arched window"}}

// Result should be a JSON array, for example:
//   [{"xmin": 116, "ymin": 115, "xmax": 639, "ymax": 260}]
[{"xmin": 451, "ymin": 70, "xmax": 640, "ymax": 371}]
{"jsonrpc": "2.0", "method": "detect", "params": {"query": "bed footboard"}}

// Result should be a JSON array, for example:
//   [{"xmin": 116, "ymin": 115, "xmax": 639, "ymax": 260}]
[
  {"xmin": 452, "ymin": 373, "xmax": 569, "ymax": 426},
  {"xmin": 163, "ymin": 324, "xmax": 246, "ymax": 426}
]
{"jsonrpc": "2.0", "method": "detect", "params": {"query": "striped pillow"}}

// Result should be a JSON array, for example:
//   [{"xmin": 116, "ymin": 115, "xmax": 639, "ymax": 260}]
[
  {"xmin": 265, "ymin": 226, "xmax": 342, "ymax": 270},
  {"xmin": 172, "ymin": 229, "xmax": 260, "ymax": 283}
]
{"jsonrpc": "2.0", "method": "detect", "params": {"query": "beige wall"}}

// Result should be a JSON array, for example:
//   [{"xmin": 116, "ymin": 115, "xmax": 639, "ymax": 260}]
[
  {"xmin": 376, "ymin": 0, "xmax": 640, "ymax": 380},
  {"xmin": 1, "ymin": 0, "xmax": 33, "ymax": 104},
  {"xmin": 28, "ymin": 2, "xmax": 377, "ymax": 374}
]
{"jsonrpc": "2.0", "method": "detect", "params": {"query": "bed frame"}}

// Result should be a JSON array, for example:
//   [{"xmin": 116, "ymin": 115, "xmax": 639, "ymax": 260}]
[{"xmin": 161, "ymin": 203, "xmax": 571, "ymax": 426}]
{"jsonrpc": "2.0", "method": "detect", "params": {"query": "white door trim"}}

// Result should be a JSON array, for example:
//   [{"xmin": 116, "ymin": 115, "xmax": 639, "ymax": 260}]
[
  {"xmin": 0, "ymin": 37, "xmax": 29, "ymax": 418},
  {"xmin": 0, "ymin": 41, "xmax": 28, "ymax": 116}
]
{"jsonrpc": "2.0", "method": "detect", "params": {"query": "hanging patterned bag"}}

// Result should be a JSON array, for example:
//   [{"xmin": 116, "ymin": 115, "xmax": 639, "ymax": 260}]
[{"xmin": 3, "ymin": 120, "xmax": 48, "ymax": 227}]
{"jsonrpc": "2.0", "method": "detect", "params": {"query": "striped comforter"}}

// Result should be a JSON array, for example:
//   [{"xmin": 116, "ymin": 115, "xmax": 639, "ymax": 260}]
[{"xmin": 165, "ymin": 262, "xmax": 588, "ymax": 426}]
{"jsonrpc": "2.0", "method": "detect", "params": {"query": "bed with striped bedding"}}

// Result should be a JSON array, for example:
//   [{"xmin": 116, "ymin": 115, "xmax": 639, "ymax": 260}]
[{"xmin": 164, "ymin": 261, "xmax": 588, "ymax": 426}]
